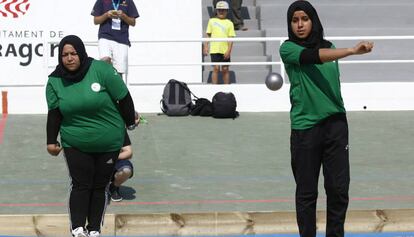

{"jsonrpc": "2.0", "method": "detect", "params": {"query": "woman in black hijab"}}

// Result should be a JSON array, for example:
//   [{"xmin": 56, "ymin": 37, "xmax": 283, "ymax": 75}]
[
  {"xmin": 279, "ymin": 1, "xmax": 374, "ymax": 237},
  {"xmin": 49, "ymin": 35, "xmax": 93, "ymax": 82},
  {"xmin": 46, "ymin": 35, "xmax": 138, "ymax": 237}
]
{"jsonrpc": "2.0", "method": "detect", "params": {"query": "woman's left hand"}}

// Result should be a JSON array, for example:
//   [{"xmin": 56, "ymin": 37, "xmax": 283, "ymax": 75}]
[
  {"xmin": 47, "ymin": 143, "xmax": 62, "ymax": 156},
  {"xmin": 353, "ymin": 41, "xmax": 374, "ymax": 55}
]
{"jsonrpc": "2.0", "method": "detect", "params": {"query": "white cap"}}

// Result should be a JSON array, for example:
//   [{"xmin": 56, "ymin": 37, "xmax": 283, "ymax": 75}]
[{"xmin": 216, "ymin": 1, "xmax": 229, "ymax": 10}]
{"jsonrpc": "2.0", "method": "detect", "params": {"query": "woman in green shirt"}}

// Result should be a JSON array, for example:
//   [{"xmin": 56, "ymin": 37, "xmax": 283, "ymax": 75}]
[
  {"xmin": 279, "ymin": 1, "xmax": 373, "ymax": 237},
  {"xmin": 45, "ymin": 35, "xmax": 137, "ymax": 237}
]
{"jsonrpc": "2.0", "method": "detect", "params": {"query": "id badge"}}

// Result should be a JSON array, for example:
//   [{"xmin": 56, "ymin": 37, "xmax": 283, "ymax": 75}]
[{"xmin": 112, "ymin": 18, "xmax": 121, "ymax": 30}]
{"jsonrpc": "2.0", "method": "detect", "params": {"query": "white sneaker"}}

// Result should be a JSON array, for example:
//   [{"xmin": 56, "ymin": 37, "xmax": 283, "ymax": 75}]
[
  {"xmin": 72, "ymin": 227, "xmax": 88, "ymax": 237},
  {"xmin": 89, "ymin": 231, "xmax": 100, "ymax": 237}
]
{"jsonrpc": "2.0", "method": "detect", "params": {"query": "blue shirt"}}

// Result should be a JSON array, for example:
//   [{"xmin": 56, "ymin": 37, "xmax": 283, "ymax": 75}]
[{"xmin": 91, "ymin": 0, "xmax": 139, "ymax": 46}]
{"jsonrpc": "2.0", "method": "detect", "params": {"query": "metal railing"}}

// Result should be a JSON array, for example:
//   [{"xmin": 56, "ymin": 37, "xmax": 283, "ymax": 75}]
[{"xmin": 61, "ymin": 35, "xmax": 414, "ymax": 83}]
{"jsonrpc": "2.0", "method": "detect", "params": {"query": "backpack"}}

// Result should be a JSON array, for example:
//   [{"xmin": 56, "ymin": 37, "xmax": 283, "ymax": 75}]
[
  {"xmin": 160, "ymin": 79, "xmax": 196, "ymax": 116},
  {"xmin": 212, "ymin": 92, "xmax": 239, "ymax": 119},
  {"xmin": 191, "ymin": 98, "xmax": 213, "ymax": 116}
]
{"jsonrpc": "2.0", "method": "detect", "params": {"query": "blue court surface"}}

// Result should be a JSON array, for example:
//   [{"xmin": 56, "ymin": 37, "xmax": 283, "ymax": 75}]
[{"xmin": 2, "ymin": 233, "xmax": 414, "ymax": 237}]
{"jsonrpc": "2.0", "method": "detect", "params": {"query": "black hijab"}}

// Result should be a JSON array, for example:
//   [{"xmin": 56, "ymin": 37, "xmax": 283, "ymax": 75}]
[
  {"xmin": 49, "ymin": 35, "xmax": 93, "ymax": 82},
  {"xmin": 286, "ymin": 0, "xmax": 332, "ymax": 49}
]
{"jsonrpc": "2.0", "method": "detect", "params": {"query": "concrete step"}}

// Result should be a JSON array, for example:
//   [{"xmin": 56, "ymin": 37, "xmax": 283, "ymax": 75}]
[
  {"xmin": 263, "ymin": 35, "xmax": 414, "ymax": 61},
  {"xmin": 203, "ymin": 6, "xmax": 257, "ymax": 20},
  {"xmin": 235, "ymin": 29, "xmax": 264, "ymax": 37},
  {"xmin": 334, "ymin": 40, "xmax": 414, "ymax": 60},
  {"xmin": 337, "ymin": 63, "xmax": 414, "ymax": 83},
  {"xmin": 265, "ymin": 28, "xmax": 414, "ymax": 37},
  {"xmin": 203, "ymin": 55, "xmax": 271, "ymax": 71},
  {"xmin": 203, "ymin": 69, "xmax": 272, "ymax": 84},
  {"xmin": 204, "ymin": 64, "xmax": 270, "ymax": 72},
  {"xmin": 231, "ymin": 42, "xmax": 265, "ymax": 56},
  {"xmin": 202, "ymin": 19, "xmax": 260, "ymax": 31},
  {"xmin": 325, "ymin": 28, "xmax": 414, "ymax": 36},
  {"xmin": 258, "ymin": 5, "xmax": 414, "ymax": 29},
  {"xmin": 256, "ymin": 0, "xmax": 414, "ymax": 5},
  {"xmin": 202, "ymin": 0, "xmax": 257, "ymax": 7},
  {"xmin": 204, "ymin": 55, "xmax": 270, "ymax": 62}
]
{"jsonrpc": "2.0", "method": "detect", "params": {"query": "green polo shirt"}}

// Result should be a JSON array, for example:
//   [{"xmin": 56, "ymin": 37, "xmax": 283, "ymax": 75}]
[
  {"xmin": 279, "ymin": 41, "xmax": 346, "ymax": 130},
  {"xmin": 46, "ymin": 60, "xmax": 128, "ymax": 152}
]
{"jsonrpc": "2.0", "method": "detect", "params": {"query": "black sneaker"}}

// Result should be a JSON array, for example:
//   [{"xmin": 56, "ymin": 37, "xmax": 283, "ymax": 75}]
[{"xmin": 111, "ymin": 186, "xmax": 123, "ymax": 202}]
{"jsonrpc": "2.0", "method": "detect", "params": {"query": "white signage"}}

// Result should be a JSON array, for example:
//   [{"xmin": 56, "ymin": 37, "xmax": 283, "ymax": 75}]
[{"xmin": 0, "ymin": 0, "xmax": 202, "ymax": 87}]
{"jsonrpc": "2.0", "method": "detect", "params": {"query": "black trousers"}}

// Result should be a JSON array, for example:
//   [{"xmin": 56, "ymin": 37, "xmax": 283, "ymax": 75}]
[
  {"xmin": 290, "ymin": 114, "xmax": 350, "ymax": 237},
  {"xmin": 64, "ymin": 147, "xmax": 118, "ymax": 232}
]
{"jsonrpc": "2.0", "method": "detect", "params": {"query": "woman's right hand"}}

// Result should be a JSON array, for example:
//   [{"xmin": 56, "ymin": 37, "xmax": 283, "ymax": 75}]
[{"xmin": 47, "ymin": 143, "xmax": 62, "ymax": 156}]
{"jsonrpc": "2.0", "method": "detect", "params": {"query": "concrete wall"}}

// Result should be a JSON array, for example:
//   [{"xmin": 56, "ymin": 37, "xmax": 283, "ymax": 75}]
[
  {"xmin": 4, "ymin": 82, "xmax": 414, "ymax": 114},
  {"xmin": 0, "ymin": 0, "xmax": 202, "ymax": 85},
  {"xmin": 0, "ymin": 0, "xmax": 202, "ymax": 114}
]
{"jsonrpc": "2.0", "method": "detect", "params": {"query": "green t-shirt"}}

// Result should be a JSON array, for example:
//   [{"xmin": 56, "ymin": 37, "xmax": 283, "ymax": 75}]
[
  {"xmin": 279, "ymin": 41, "xmax": 346, "ymax": 130},
  {"xmin": 46, "ymin": 60, "xmax": 128, "ymax": 152},
  {"xmin": 206, "ymin": 17, "xmax": 236, "ymax": 54}
]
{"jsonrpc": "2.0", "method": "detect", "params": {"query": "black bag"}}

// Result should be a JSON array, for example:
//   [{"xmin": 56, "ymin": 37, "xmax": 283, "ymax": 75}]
[
  {"xmin": 191, "ymin": 98, "xmax": 213, "ymax": 116},
  {"xmin": 212, "ymin": 92, "xmax": 239, "ymax": 119},
  {"xmin": 160, "ymin": 79, "xmax": 197, "ymax": 116}
]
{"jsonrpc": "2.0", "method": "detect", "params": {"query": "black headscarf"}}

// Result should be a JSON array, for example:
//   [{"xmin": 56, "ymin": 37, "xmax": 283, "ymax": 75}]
[
  {"xmin": 49, "ymin": 35, "xmax": 93, "ymax": 82},
  {"xmin": 286, "ymin": 0, "xmax": 332, "ymax": 49}
]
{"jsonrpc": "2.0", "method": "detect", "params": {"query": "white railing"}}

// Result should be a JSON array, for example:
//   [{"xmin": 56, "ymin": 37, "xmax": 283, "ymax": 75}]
[{"xmin": 62, "ymin": 35, "xmax": 414, "ymax": 83}]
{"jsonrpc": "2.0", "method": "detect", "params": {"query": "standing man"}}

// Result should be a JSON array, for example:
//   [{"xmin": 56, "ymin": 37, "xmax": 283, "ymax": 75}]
[
  {"xmin": 91, "ymin": 0, "xmax": 139, "ymax": 83},
  {"xmin": 213, "ymin": 0, "xmax": 247, "ymax": 31}
]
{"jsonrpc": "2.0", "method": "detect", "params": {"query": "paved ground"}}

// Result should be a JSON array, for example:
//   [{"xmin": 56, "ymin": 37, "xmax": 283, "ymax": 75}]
[
  {"xmin": 2, "ymin": 232, "xmax": 414, "ymax": 237},
  {"xmin": 0, "ymin": 112, "xmax": 413, "ymax": 216}
]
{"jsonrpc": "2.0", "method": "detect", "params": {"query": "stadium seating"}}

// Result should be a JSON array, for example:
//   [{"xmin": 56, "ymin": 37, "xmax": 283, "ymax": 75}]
[
  {"xmin": 202, "ymin": 0, "xmax": 272, "ymax": 83},
  {"xmin": 202, "ymin": 0, "xmax": 414, "ymax": 83}
]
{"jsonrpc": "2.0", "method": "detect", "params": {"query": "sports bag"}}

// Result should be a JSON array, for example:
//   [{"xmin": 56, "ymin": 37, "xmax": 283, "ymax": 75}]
[
  {"xmin": 212, "ymin": 92, "xmax": 239, "ymax": 119},
  {"xmin": 191, "ymin": 98, "xmax": 213, "ymax": 116},
  {"xmin": 160, "ymin": 79, "xmax": 196, "ymax": 116}
]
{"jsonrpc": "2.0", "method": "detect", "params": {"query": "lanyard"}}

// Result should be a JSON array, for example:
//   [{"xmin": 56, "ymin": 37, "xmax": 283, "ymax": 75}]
[{"xmin": 112, "ymin": 0, "xmax": 120, "ymax": 10}]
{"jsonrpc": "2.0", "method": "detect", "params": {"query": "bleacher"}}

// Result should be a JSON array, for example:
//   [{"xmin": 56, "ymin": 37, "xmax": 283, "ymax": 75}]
[
  {"xmin": 202, "ymin": 0, "xmax": 272, "ymax": 84},
  {"xmin": 202, "ymin": 0, "xmax": 414, "ymax": 83}
]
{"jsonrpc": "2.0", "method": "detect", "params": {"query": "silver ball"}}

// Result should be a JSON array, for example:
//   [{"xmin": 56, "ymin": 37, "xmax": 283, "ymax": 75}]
[{"xmin": 265, "ymin": 72, "xmax": 283, "ymax": 91}]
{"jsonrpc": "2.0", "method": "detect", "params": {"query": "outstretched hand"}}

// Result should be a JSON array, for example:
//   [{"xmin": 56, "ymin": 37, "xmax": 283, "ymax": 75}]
[{"xmin": 353, "ymin": 41, "xmax": 374, "ymax": 55}]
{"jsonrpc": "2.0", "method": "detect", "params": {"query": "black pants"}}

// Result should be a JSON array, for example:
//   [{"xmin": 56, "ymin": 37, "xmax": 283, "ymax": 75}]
[
  {"xmin": 64, "ymin": 147, "xmax": 118, "ymax": 232},
  {"xmin": 290, "ymin": 114, "xmax": 350, "ymax": 237},
  {"xmin": 212, "ymin": 0, "xmax": 244, "ymax": 29}
]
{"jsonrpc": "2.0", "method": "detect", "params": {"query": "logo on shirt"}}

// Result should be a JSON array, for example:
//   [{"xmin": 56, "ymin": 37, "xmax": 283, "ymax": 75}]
[
  {"xmin": 213, "ymin": 21, "xmax": 227, "ymax": 33},
  {"xmin": 91, "ymin": 83, "xmax": 101, "ymax": 92},
  {"xmin": 0, "ymin": 0, "xmax": 31, "ymax": 18},
  {"xmin": 120, "ymin": 1, "xmax": 128, "ymax": 7}
]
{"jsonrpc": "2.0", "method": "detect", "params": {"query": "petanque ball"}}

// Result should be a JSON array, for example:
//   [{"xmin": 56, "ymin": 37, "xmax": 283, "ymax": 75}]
[{"xmin": 265, "ymin": 72, "xmax": 283, "ymax": 91}]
